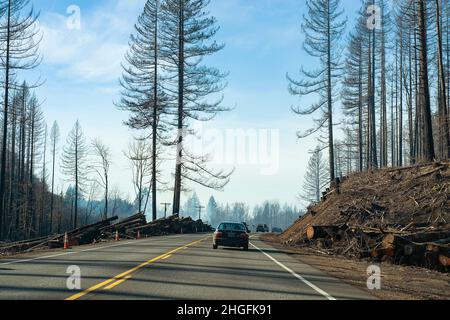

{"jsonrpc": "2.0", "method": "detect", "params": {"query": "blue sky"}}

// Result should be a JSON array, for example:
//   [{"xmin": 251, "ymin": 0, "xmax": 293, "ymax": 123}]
[{"xmin": 30, "ymin": 0, "xmax": 361, "ymax": 210}]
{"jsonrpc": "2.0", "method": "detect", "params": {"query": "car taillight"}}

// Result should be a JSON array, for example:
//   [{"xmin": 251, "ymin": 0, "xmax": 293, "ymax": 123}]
[
  {"xmin": 240, "ymin": 233, "xmax": 249, "ymax": 239},
  {"xmin": 215, "ymin": 232, "xmax": 223, "ymax": 238}
]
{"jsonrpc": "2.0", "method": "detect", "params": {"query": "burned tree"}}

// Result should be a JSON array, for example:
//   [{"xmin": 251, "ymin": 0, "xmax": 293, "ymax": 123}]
[
  {"xmin": 91, "ymin": 139, "xmax": 111, "ymax": 220},
  {"xmin": 342, "ymin": 14, "xmax": 369, "ymax": 173},
  {"xmin": 287, "ymin": 0, "xmax": 346, "ymax": 183},
  {"xmin": 435, "ymin": 0, "xmax": 450, "ymax": 160},
  {"xmin": 160, "ymin": 0, "xmax": 232, "ymax": 214},
  {"xmin": 0, "ymin": 0, "xmax": 41, "ymax": 239},
  {"xmin": 300, "ymin": 147, "xmax": 329, "ymax": 204},
  {"xmin": 61, "ymin": 121, "xmax": 88, "ymax": 229},
  {"xmin": 24, "ymin": 91, "xmax": 45, "ymax": 238},
  {"xmin": 124, "ymin": 138, "xmax": 152, "ymax": 213},
  {"xmin": 377, "ymin": 0, "xmax": 392, "ymax": 168},
  {"xmin": 118, "ymin": 0, "xmax": 169, "ymax": 221},
  {"xmin": 49, "ymin": 121, "xmax": 59, "ymax": 233},
  {"xmin": 417, "ymin": 0, "xmax": 435, "ymax": 162}
]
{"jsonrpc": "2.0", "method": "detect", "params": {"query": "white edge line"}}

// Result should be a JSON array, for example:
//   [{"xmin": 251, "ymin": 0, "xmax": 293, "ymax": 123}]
[
  {"xmin": 0, "ymin": 241, "xmax": 134, "ymax": 266},
  {"xmin": 250, "ymin": 242, "xmax": 337, "ymax": 301},
  {"xmin": 0, "ymin": 234, "xmax": 186, "ymax": 266}
]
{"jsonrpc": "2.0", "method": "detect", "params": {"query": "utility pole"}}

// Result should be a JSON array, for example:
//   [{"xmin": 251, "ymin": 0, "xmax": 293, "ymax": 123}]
[
  {"xmin": 161, "ymin": 203, "xmax": 171, "ymax": 218},
  {"xmin": 195, "ymin": 205, "xmax": 205, "ymax": 221}
]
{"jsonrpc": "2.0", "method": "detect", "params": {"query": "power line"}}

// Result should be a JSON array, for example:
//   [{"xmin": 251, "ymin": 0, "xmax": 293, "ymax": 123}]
[
  {"xmin": 195, "ymin": 205, "xmax": 205, "ymax": 221},
  {"xmin": 161, "ymin": 203, "xmax": 171, "ymax": 218}
]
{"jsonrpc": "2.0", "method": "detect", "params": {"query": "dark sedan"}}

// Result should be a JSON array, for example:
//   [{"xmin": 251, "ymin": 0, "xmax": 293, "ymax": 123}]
[
  {"xmin": 213, "ymin": 222, "xmax": 249, "ymax": 251},
  {"xmin": 271, "ymin": 227, "xmax": 283, "ymax": 233}
]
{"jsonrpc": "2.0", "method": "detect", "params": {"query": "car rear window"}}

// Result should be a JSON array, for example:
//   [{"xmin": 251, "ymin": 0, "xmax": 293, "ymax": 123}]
[{"xmin": 218, "ymin": 223, "xmax": 246, "ymax": 232}]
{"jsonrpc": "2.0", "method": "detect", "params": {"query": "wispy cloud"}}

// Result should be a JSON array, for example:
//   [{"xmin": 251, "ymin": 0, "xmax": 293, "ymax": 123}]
[{"xmin": 39, "ymin": 0, "xmax": 144, "ymax": 83}]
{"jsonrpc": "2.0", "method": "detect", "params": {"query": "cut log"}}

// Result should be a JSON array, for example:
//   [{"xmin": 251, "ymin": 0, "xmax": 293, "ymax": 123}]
[
  {"xmin": 68, "ymin": 216, "xmax": 118, "ymax": 237},
  {"xmin": 306, "ymin": 225, "xmax": 345, "ymax": 240},
  {"xmin": 406, "ymin": 230, "xmax": 450, "ymax": 243},
  {"xmin": 104, "ymin": 218, "xmax": 146, "ymax": 231},
  {"xmin": 382, "ymin": 232, "xmax": 450, "ymax": 251},
  {"xmin": 117, "ymin": 213, "xmax": 146, "ymax": 224},
  {"xmin": 439, "ymin": 255, "xmax": 450, "ymax": 267},
  {"xmin": 403, "ymin": 243, "xmax": 427, "ymax": 256},
  {"xmin": 370, "ymin": 247, "xmax": 395, "ymax": 258}
]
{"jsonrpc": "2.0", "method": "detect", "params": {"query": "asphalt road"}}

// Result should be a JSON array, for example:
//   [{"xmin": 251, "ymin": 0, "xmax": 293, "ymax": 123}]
[{"xmin": 0, "ymin": 233, "xmax": 375, "ymax": 300}]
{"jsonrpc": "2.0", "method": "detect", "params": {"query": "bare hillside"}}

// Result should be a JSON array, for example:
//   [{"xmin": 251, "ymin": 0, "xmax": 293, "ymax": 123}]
[{"xmin": 280, "ymin": 162, "xmax": 450, "ymax": 271}]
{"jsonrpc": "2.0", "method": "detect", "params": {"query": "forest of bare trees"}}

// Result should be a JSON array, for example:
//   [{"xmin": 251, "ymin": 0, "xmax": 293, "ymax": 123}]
[
  {"xmin": 0, "ymin": 0, "xmax": 229, "ymax": 242},
  {"xmin": 0, "ymin": 0, "xmax": 233, "ymax": 242},
  {"xmin": 296, "ymin": 0, "xmax": 450, "ymax": 202},
  {"xmin": 2, "ymin": 0, "xmax": 450, "ymax": 242},
  {"xmin": 205, "ymin": 195, "xmax": 300, "ymax": 231},
  {"xmin": 0, "ymin": 1, "xmax": 136, "ymax": 241}
]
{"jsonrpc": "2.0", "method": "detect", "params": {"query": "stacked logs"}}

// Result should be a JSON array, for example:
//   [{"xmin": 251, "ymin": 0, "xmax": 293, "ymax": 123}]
[
  {"xmin": 98, "ymin": 213, "xmax": 213, "ymax": 240},
  {"xmin": 97, "ymin": 213, "xmax": 148, "ymax": 240},
  {"xmin": 0, "ymin": 234, "xmax": 64, "ymax": 254},
  {"xmin": 131, "ymin": 214, "xmax": 213, "ymax": 237},
  {"xmin": 0, "ymin": 216, "xmax": 119, "ymax": 255},
  {"xmin": 63, "ymin": 216, "xmax": 119, "ymax": 246},
  {"xmin": 302, "ymin": 224, "xmax": 450, "ymax": 272},
  {"xmin": 0, "ymin": 213, "xmax": 214, "ymax": 255}
]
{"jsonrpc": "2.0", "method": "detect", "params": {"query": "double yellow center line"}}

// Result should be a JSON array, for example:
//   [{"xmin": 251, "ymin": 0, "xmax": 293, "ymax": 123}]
[{"xmin": 65, "ymin": 237, "xmax": 209, "ymax": 300}]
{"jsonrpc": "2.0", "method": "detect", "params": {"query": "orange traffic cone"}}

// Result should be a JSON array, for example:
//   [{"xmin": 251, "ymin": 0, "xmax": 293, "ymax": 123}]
[
  {"xmin": 115, "ymin": 230, "xmax": 120, "ymax": 241},
  {"xmin": 63, "ymin": 232, "xmax": 69, "ymax": 250}
]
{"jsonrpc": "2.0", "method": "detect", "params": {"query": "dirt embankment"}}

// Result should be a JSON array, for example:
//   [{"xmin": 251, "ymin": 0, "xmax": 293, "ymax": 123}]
[
  {"xmin": 282, "ymin": 162, "xmax": 449, "ymax": 246},
  {"xmin": 262, "ymin": 162, "xmax": 450, "ymax": 299}
]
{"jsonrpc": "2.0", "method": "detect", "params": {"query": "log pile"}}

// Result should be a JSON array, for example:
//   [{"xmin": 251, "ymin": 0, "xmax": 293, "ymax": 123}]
[
  {"xmin": 97, "ymin": 213, "xmax": 148, "ymax": 240},
  {"xmin": 0, "ymin": 213, "xmax": 213, "ymax": 255},
  {"xmin": 131, "ymin": 214, "xmax": 213, "ymax": 237},
  {"xmin": 0, "ymin": 216, "xmax": 119, "ymax": 255},
  {"xmin": 0, "ymin": 234, "xmax": 63, "ymax": 254},
  {"xmin": 280, "ymin": 162, "xmax": 450, "ymax": 273},
  {"xmin": 295, "ymin": 222, "xmax": 450, "ymax": 272}
]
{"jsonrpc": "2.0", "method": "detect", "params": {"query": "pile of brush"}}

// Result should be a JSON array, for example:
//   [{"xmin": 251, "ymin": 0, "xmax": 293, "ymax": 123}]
[{"xmin": 281, "ymin": 162, "xmax": 450, "ymax": 272}]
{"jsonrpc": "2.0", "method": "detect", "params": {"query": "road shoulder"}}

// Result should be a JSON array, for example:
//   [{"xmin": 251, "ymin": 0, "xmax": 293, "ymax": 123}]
[
  {"xmin": 260, "ymin": 234, "xmax": 450, "ymax": 300},
  {"xmin": 250, "ymin": 236, "xmax": 376, "ymax": 300}
]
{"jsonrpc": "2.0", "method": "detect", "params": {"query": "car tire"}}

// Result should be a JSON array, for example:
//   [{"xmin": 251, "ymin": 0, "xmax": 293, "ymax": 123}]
[{"xmin": 213, "ymin": 244, "xmax": 218, "ymax": 250}]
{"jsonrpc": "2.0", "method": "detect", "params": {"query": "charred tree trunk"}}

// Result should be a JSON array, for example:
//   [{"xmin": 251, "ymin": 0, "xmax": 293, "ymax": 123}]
[
  {"xmin": 327, "ymin": 0, "xmax": 336, "ymax": 182},
  {"xmin": 50, "ymin": 134, "xmax": 56, "ymax": 233},
  {"xmin": 408, "ymin": 30, "xmax": 414, "ymax": 165},
  {"xmin": 0, "ymin": 0, "xmax": 12, "ymax": 240},
  {"xmin": 358, "ymin": 42, "xmax": 364, "ymax": 172},
  {"xmin": 398, "ymin": 28, "xmax": 404, "ymax": 167},
  {"xmin": 173, "ymin": 0, "xmax": 185, "ymax": 215},
  {"xmin": 8, "ymin": 97, "xmax": 17, "ymax": 239},
  {"xmin": 380, "ymin": 7, "xmax": 388, "ymax": 168},
  {"xmin": 417, "ymin": 0, "xmax": 435, "ymax": 162},
  {"xmin": 152, "ymin": 1, "xmax": 159, "ymax": 221},
  {"xmin": 436, "ymin": 0, "xmax": 450, "ymax": 160}
]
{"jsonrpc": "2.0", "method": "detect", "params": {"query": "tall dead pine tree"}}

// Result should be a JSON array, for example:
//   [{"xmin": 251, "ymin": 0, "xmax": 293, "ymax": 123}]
[
  {"xmin": 435, "ymin": 0, "xmax": 450, "ymax": 159},
  {"xmin": 91, "ymin": 139, "xmax": 111, "ymax": 220},
  {"xmin": 49, "ymin": 121, "xmax": 59, "ymax": 233},
  {"xmin": 118, "ymin": 0, "xmax": 168, "ymax": 221},
  {"xmin": 61, "ymin": 121, "xmax": 88, "ymax": 229},
  {"xmin": 417, "ymin": 0, "xmax": 435, "ymax": 162},
  {"xmin": 160, "ymin": 0, "xmax": 231, "ymax": 215},
  {"xmin": 300, "ymin": 147, "xmax": 329, "ymax": 204},
  {"xmin": 287, "ymin": 0, "xmax": 346, "ymax": 183}
]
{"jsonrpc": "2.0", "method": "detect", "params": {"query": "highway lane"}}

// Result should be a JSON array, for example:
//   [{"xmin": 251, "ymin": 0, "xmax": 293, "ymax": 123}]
[{"xmin": 0, "ymin": 234, "xmax": 375, "ymax": 300}]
